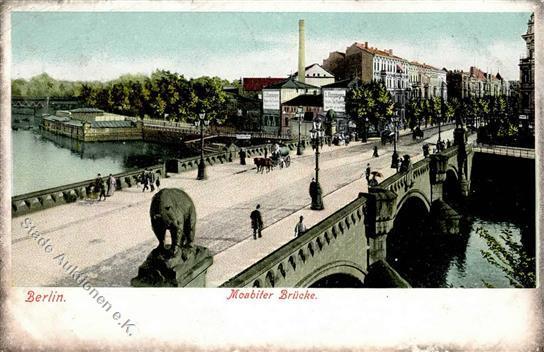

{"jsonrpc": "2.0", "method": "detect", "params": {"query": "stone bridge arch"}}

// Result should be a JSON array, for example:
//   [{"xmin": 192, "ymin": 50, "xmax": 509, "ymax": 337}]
[
  {"xmin": 297, "ymin": 260, "xmax": 366, "ymax": 287},
  {"xmin": 394, "ymin": 189, "xmax": 432, "ymax": 220}
]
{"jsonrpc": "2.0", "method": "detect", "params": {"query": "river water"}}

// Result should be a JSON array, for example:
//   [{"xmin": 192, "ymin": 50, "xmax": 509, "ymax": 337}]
[
  {"xmin": 11, "ymin": 114, "xmax": 191, "ymax": 196},
  {"xmin": 11, "ymin": 114, "xmax": 535, "ymax": 288}
]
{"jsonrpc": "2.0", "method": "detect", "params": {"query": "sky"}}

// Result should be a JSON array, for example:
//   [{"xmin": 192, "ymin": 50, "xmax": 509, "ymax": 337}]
[{"xmin": 11, "ymin": 11, "xmax": 531, "ymax": 82}]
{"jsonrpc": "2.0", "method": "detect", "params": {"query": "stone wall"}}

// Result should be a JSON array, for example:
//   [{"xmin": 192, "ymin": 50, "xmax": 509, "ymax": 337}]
[
  {"xmin": 220, "ymin": 196, "xmax": 368, "ymax": 288},
  {"xmin": 11, "ymin": 164, "xmax": 165, "ymax": 218}
]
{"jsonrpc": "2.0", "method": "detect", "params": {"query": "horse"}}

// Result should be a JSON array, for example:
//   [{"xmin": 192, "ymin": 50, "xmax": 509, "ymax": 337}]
[{"xmin": 254, "ymin": 157, "xmax": 273, "ymax": 173}]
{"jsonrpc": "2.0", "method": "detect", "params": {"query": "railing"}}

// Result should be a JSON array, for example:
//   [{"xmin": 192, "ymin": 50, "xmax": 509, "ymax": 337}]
[
  {"xmin": 220, "ymin": 196, "xmax": 368, "ymax": 288},
  {"xmin": 11, "ymin": 164, "xmax": 165, "ymax": 217},
  {"xmin": 142, "ymin": 120, "xmax": 291, "ymax": 140},
  {"xmin": 472, "ymin": 143, "xmax": 535, "ymax": 159}
]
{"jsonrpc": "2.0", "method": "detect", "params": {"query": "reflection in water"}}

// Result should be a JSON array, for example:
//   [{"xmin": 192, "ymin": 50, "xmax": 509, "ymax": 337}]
[
  {"xmin": 388, "ymin": 212, "xmax": 524, "ymax": 288},
  {"xmin": 11, "ymin": 126, "xmax": 194, "ymax": 196},
  {"xmin": 388, "ymin": 152, "xmax": 535, "ymax": 288}
]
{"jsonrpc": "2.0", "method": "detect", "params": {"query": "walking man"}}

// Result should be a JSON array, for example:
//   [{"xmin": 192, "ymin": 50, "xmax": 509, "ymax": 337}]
[
  {"xmin": 294, "ymin": 216, "xmax": 307, "ymax": 237},
  {"xmin": 372, "ymin": 145, "xmax": 379, "ymax": 157},
  {"xmin": 142, "ymin": 169, "xmax": 150, "ymax": 192},
  {"xmin": 250, "ymin": 204, "xmax": 263, "ymax": 240},
  {"xmin": 98, "ymin": 177, "xmax": 107, "ymax": 201},
  {"xmin": 149, "ymin": 171, "xmax": 156, "ymax": 192}
]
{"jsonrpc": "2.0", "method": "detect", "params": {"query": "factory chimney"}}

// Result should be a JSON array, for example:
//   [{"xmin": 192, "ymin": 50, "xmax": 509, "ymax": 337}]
[{"xmin": 298, "ymin": 19, "xmax": 305, "ymax": 83}]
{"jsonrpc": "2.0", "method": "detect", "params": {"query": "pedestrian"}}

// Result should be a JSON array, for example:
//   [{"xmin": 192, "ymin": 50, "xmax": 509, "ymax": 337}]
[
  {"xmin": 155, "ymin": 174, "xmax": 161, "ymax": 189},
  {"xmin": 294, "ymin": 216, "xmax": 307, "ymax": 237},
  {"xmin": 239, "ymin": 149, "xmax": 246, "ymax": 165},
  {"xmin": 446, "ymin": 139, "xmax": 451, "ymax": 148},
  {"xmin": 142, "ymin": 169, "xmax": 150, "ymax": 192},
  {"xmin": 264, "ymin": 147, "xmax": 268, "ymax": 159},
  {"xmin": 422, "ymin": 144, "xmax": 430, "ymax": 157},
  {"xmin": 149, "ymin": 171, "xmax": 156, "ymax": 192},
  {"xmin": 107, "ymin": 174, "xmax": 116, "ymax": 197},
  {"xmin": 94, "ymin": 173, "xmax": 102, "ymax": 196},
  {"xmin": 98, "ymin": 177, "xmax": 107, "ymax": 201},
  {"xmin": 363, "ymin": 163, "xmax": 371, "ymax": 182},
  {"xmin": 309, "ymin": 177, "xmax": 319, "ymax": 204},
  {"xmin": 372, "ymin": 145, "xmax": 379, "ymax": 157},
  {"xmin": 250, "ymin": 204, "xmax": 263, "ymax": 239}
]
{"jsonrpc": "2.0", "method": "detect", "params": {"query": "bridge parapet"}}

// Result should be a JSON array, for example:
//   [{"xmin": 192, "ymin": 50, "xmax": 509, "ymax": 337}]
[
  {"xmin": 11, "ymin": 164, "xmax": 165, "ymax": 217},
  {"xmin": 220, "ymin": 196, "xmax": 369, "ymax": 288}
]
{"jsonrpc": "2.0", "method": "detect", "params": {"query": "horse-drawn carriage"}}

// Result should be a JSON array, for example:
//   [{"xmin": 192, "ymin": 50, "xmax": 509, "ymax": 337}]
[{"xmin": 253, "ymin": 144, "xmax": 291, "ymax": 173}]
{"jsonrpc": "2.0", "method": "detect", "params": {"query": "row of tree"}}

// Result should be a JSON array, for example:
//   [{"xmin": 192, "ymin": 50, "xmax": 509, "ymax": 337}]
[
  {"xmin": 345, "ymin": 80, "xmax": 518, "ymax": 138},
  {"xmin": 12, "ymin": 71, "xmax": 233, "ymax": 123}
]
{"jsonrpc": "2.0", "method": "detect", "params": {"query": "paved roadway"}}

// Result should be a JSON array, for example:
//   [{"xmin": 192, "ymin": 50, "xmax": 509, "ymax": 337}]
[{"xmin": 11, "ymin": 126, "xmax": 459, "ymax": 287}]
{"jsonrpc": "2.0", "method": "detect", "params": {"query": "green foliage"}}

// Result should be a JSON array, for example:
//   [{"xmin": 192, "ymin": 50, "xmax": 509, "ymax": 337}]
[
  {"xmin": 346, "ymin": 80, "xmax": 394, "ymax": 133},
  {"xmin": 15, "ymin": 71, "xmax": 230, "ymax": 123},
  {"xmin": 477, "ymin": 227, "xmax": 535, "ymax": 288}
]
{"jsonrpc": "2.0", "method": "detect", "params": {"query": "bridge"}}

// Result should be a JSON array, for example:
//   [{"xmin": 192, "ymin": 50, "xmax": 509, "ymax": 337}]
[
  {"xmin": 142, "ymin": 119, "xmax": 291, "ymax": 142},
  {"xmin": 13, "ymin": 123, "xmax": 533, "ymax": 288},
  {"xmin": 219, "ymin": 128, "xmax": 476, "ymax": 288},
  {"xmin": 11, "ymin": 122, "xmax": 463, "ymax": 287},
  {"xmin": 473, "ymin": 143, "xmax": 535, "ymax": 159},
  {"xmin": 12, "ymin": 97, "xmax": 81, "ymax": 110}
]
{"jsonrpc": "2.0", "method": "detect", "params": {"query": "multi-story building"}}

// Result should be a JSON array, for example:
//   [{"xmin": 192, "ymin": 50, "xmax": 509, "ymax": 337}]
[
  {"xmin": 323, "ymin": 42, "xmax": 410, "ymax": 118},
  {"xmin": 322, "ymin": 51, "xmax": 346, "ymax": 80},
  {"xmin": 447, "ymin": 66, "xmax": 509, "ymax": 100},
  {"xmin": 407, "ymin": 61, "xmax": 447, "ymax": 100},
  {"xmin": 519, "ymin": 13, "xmax": 534, "ymax": 121},
  {"xmin": 261, "ymin": 77, "xmax": 320, "ymax": 134}
]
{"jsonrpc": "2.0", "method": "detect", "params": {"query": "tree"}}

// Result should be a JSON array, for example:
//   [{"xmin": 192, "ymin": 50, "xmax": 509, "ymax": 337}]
[
  {"xmin": 477, "ymin": 227, "xmax": 535, "ymax": 288},
  {"xmin": 346, "ymin": 80, "xmax": 394, "ymax": 137},
  {"xmin": 346, "ymin": 84, "xmax": 375, "ymax": 138},
  {"xmin": 189, "ymin": 76, "xmax": 228, "ymax": 123}
]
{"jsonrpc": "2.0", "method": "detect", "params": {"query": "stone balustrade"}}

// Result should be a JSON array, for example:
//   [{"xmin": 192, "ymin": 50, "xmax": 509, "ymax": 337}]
[
  {"xmin": 11, "ymin": 164, "xmax": 165, "ymax": 217},
  {"xmin": 165, "ymin": 141, "xmax": 301, "ymax": 173},
  {"xmin": 220, "ymin": 196, "xmax": 368, "ymax": 288}
]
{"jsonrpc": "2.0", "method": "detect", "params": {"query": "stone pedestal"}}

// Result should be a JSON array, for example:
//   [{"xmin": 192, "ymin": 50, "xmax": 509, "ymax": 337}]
[
  {"xmin": 131, "ymin": 245, "xmax": 213, "ymax": 287},
  {"xmin": 430, "ymin": 199, "xmax": 461, "ymax": 235}
]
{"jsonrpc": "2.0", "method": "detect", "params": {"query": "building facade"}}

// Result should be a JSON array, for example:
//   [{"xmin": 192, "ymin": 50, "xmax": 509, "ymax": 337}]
[
  {"xmin": 291, "ymin": 63, "xmax": 336, "ymax": 87},
  {"xmin": 41, "ymin": 109, "xmax": 142, "ymax": 142},
  {"xmin": 407, "ymin": 61, "xmax": 447, "ymax": 100},
  {"xmin": 447, "ymin": 66, "xmax": 509, "ymax": 101},
  {"xmin": 519, "ymin": 13, "xmax": 534, "ymax": 121},
  {"xmin": 261, "ymin": 78, "xmax": 320, "ymax": 134},
  {"xmin": 323, "ymin": 42, "xmax": 412, "ymax": 119}
]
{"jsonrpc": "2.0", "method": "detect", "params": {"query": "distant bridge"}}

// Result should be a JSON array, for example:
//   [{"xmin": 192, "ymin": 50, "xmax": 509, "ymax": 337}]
[
  {"xmin": 11, "ymin": 97, "xmax": 81, "ymax": 110},
  {"xmin": 142, "ymin": 120, "xmax": 292, "ymax": 142},
  {"xmin": 473, "ymin": 143, "xmax": 535, "ymax": 159}
]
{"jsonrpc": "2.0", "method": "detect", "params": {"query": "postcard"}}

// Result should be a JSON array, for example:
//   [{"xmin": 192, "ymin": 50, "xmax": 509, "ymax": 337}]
[{"xmin": 1, "ymin": 1, "xmax": 542, "ymax": 350}]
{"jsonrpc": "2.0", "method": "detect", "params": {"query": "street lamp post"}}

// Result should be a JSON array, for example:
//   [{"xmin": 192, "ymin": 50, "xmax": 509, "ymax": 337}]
[
  {"xmin": 195, "ymin": 112, "xmax": 209, "ymax": 180},
  {"xmin": 310, "ymin": 117, "xmax": 324, "ymax": 210},
  {"xmin": 439, "ymin": 81, "xmax": 444, "ymax": 147},
  {"xmin": 296, "ymin": 106, "xmax": 304, "ymax": 155},
  {"xmin": 391, "ymin": 113, "xmax": 399, "ymax": 171},
  {"xmin": 362, "ymin": 117, "xmax": 369, "ymax": 142}
]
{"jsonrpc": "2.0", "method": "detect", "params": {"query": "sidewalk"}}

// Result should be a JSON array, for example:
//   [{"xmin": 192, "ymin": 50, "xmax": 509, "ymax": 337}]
[{"xmin": 206, "ymin": 146, "xmax": 424, "ymax": 287}]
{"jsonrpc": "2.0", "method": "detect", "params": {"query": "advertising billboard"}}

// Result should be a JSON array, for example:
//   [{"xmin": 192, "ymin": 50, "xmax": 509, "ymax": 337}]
[
  {"xmin": 263, "ymin": 90, "xmax": 280, "ymax": 110},
  {"xmin": 323, "ymin": 89, "xmax": 346, "ymax": 113}
]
